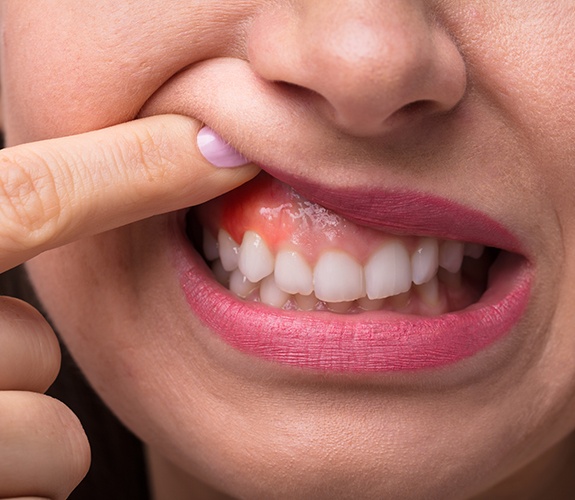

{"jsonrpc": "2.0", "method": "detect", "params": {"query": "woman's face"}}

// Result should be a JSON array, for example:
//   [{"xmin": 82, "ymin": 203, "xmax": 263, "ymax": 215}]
[{"xmin": 3, "ymin": 1, "xmax": 575, "ymax": 497}]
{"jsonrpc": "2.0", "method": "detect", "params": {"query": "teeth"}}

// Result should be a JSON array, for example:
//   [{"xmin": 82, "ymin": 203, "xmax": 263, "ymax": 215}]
[
  {"xmin": 313, "ymin": 250, "xmax": 365, "ymax": 303},
  {"xmin": 207, "ymin": 227, "xmax": 477, "ymax": 313},
  {"xmin": 218, "ymin": 229, "xmax": 240, "ymax": 272},
  {"xmin": 211, "ymin": 259, "xmax": 230, "ymax": 287},
  {"xmin": 364, "ymin": 240, "xmax": 412, "ymax": 300},
  {"xmin": 464, "ymin": 243, "xmax": 485, "ymax": 259},
  {"xmin": 439, "ymin": 240, "xmax": 464, "ymax": 273},
  {"xmin": 238, "ymin": 230, "xmax": 275, "ymax": 283},
  {"xmin": 229, "ymin": 269, "xmax": 258, "ymax": 298},
  {"xmin": 327, "ymin": 301, "xmax": 354, "ymax": 314},
  {"xmin": 416, "ymin": 275, "xmax": 440, "ymax": 307},
  {"xmin": 274, "ymin": 249, "xmax": 314, "ymax": 295},
  {"xmin": 411, "ymin": 238, "xmax": 439, "ymax": 286},
  {"xmin": 357, "ymin": 296, "xmax": 386, "ymax": 311},
  {"xmin": 260, "ymin": 275, "xmax": 290, "ymax": 308},
  {"xmin": 295, "ymin": 293, "xmax": 318, "ymax": 311},
  {"xmin": 203, "ymin": 229, "xmax": 219, "ymax": 262}
]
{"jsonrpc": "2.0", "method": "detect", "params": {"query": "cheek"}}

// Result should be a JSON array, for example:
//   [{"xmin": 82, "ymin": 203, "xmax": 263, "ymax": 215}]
[{"xmin": 0, "ymin": 1, "xmax": 236, "ymax": 144}]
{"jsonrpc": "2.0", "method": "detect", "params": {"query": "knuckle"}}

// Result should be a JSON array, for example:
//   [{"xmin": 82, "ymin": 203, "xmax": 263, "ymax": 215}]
[{"xmin": 0, "ymin": 150, "xmax": 65, "ymax": 252}]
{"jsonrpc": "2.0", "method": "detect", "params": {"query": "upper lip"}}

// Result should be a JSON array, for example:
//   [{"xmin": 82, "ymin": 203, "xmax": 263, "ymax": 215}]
[{"xmin": 252, "ymin": 166, "xmax": 525, "ymax": 255}]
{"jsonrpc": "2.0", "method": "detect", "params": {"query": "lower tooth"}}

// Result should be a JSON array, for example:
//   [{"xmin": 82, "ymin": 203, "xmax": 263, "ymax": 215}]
[
  {"xmin": 416, "ymin": 276, "xmax": 440, "ymax": 307},
  {"xmin": 390, "ymin": 291, "xmax": 411, "ymax": 310},
  {"xmin": 211, "ymin": 259, "xmax": 231, "ymax": 287},
  {"xmin": 229, "ymin": 269, "xmax": 258, "ymax": 298},
  {"xmin": 327, "ymin": 301, "xmax": 354, "ymax": 314},
  {"xmin": 357, "ymin": 296, "xmax": 386, "ymax": 311},
  {"xmin": 260, "ymin": 275, "xmax": 290, "ymax": 308},
  {"xmin": 295, "ymin": 293, "xmax": 318, "ymax": 311},
  {"xmin": 438, "ymin": 268, "xmax": 462, "ymax": 288}
]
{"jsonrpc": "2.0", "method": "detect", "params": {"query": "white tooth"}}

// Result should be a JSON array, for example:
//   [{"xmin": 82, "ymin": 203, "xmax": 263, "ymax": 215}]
[
  {"xmin": 274, "ymin": 249, "xmax": 313, "ymax": 295},
  {"xmin": 260, "ymin": 275, "xmax": 290, "ymax": 308},
  {"xmin": 416, "ymin": 275, "xmax": 440, "ymax": 307},
  {"xmin": 464, "ymin": 243, "xmax": 485, "ymax": 259},
  {"xmin": 411, "ymin": 238, "xmax": 439, "ymax": 285},
  {"xmin": 364, "ymin": 240, "xmax": 412, "ymax": 300},
  {"xmin": 229, "ymin": 269, "xmax": 258, "ymax": 298},
  {"xmin": 295, "ymin": 293, "xmax": 318, "ymax": 311},
  {"xmin": 211, "ymin": 259, "xmax": 230, "ymax": 287},
  {"xmin": 238, "ymin": 230, "xmax": 275, "ymax": 283},
  {"xmin": 313, "ymin": 250, "xmax": 365, "ymax": 302},
  {"xmin": 357, "ymin": 296, "xmax": 386, "ymax": 311},
  {"xmin": 218, "ymin": 229, "xmax": 240, "ymax": 272},
  {"xmin": 439, "ymin": 240, "xmax": 465, "ymax": 273},
  {"xmin": 202, "ymin": 228, "xmax": 219, "ymax": 262}
]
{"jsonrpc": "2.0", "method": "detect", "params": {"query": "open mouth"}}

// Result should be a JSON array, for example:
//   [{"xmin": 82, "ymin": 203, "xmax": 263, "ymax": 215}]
[
  {"xmin": 189, "ymin": 173, "xmax": 496, "ymax": 316},
  {"xmin": 175, "ymin": 171, "xmax": 532, "ymax": 373}
]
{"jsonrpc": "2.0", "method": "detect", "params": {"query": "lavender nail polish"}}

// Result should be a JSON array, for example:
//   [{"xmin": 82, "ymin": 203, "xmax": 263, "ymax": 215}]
[{"xmin": 197, "ymin": 126, "xmax": 248, "ymax": 168}]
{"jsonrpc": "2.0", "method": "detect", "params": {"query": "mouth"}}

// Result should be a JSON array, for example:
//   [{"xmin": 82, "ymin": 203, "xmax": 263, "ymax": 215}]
[{"xmin": 174, "ymin": 171, "xmax": 532, "ymax": 373}]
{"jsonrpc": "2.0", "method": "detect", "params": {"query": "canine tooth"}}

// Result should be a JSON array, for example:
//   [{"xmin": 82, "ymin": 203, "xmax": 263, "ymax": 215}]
[
  {"xmin": 416, "ymin": 275, "xmax": 440, "ymax": 307},
  {"xmin": 260, "ymin": 275, "xmax": 290, "ymax": 308},
  {"xmin": 274, "ymin": 249, "xmax": 313, "ymax": 295},
  {"xmin": 314, "ymin": 250, "xmax": 365, "ymax": 302},
  {"xmin": 229, "ymin": 269, "xmax": 258, "ymax": 298},
  {"xmin": 464, "ymin": 243, "xmax": 485, "ymax": 259},
  {"xmin": 357, "ymin": 296, "xmax": 385, "ymax": 311},
  {"xmin": 218, "ymin": 229, "xmax": 240, "ymax": 272},
  {"xmin": 439, "ymin": 240, "xmax": 464, "ymax": 273},
  {"xmin": 238, "ymin": 230, "xmax": 275, "ymax": 283},
  {"xmin": 364, "ymin": 240, "xmax": 412, "ymax": 300},
  {"xmin": 411, "ymin": 238, "xmax": 439, "ymax": 285},
  {"xmin": 202, "ymin": 228, "xmax": 219, "ymax": 262},
  {"xmin": 211, "ymin": 259, "xmax": 230, "ymax": 287},
  {"xmin": 295, "ymin": 293, "xmax": 318, "ymax": 311}
]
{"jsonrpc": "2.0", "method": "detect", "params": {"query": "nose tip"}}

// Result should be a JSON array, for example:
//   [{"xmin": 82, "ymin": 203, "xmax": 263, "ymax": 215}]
[{"xmin": 248, "ymin": 2, "xmax": 467, "ymax": 137}]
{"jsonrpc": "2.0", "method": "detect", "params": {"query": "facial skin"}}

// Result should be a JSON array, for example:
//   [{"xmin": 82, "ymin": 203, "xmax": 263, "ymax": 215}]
[{"xmin": 2, "ymin": 1, "xmax": 575, "ymax": 498}]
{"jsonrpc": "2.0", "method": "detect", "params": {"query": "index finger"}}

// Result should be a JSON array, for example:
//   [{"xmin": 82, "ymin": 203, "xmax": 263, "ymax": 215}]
[{"xmin": 0, "ymin": 115, "xmax": 259, "ymax": 273}]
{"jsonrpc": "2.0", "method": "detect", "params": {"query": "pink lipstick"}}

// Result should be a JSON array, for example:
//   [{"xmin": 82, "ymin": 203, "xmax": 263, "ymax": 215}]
[{"xmin": 174, "ymin": 173, "xmax": 532, "ymax": 373}]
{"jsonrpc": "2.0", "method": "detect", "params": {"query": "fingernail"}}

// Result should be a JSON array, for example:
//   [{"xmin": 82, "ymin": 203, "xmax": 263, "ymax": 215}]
[{"xmin": 197, "ymin": 126, "xmax": 249, "ymax": 168}]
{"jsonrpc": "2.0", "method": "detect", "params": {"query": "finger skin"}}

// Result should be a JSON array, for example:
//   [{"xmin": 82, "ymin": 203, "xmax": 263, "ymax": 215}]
[
  {"xmin": 0, "ymin": 392, "xmax": 90, "ymax": 500},
  {"xmin": 0, "ymin": 297, "xmax": 60, "ymax": 392},
  {"xmin": 0, "ymin": 114, "xmax": 259, "ymax": 272}
]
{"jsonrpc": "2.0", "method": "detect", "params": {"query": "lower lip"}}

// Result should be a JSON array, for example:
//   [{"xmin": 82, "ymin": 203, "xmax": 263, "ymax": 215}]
[{"xmin": 173, "ymin": 217, "xmax": 533, "ymax": 373}]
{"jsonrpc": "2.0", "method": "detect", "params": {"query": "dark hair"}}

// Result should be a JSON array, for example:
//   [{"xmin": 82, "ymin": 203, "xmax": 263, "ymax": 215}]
[{"xmin": 0, "ymin": 266, "xmax": 150, "ymax": 499}]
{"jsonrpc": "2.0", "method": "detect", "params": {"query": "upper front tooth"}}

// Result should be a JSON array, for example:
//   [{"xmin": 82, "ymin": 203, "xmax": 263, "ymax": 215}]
[
  {"xmin": 439, "ymin": 240, "xmax": 464, "ymax": 273},
  {"xmin": 313, "ymin": 250, "xmax": 365, "ymax": 303},
  {"xmin": 411, "ymin": 238, "xmax": 439, "ymax": 285},
  {"xmin": 364, "ymin": 240, "xmax": 412, "ymax": 300},
  {"xmin": 238, "ymin": 230, "xmax": 275, "ymax": 283},
  {"xmin": 218, "ymin": 229, "xmax": 240, "ymax": 271},
  {"xmin": 274, "ymin": 249, "xmax": 314, "ymax": 295}
]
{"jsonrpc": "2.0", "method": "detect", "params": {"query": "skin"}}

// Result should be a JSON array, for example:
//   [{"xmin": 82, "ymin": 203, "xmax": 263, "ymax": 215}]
[{"xmin": 1, "ymin": 0, "xmax": 575, "ymax": 498}]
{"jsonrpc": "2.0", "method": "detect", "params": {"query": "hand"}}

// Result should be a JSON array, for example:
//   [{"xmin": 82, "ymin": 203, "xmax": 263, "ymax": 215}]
[{"xmin": 0, "ymin": 115, "xmax": 259, "ymax": 499}]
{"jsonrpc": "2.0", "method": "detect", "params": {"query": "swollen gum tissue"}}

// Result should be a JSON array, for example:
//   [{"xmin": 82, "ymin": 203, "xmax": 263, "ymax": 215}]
[{"xmin": 195, "ymin": 173, "xmax": 421, "ymax": 265}]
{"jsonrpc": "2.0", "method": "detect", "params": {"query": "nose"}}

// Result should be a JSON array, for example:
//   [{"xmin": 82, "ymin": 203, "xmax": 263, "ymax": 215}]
[{"xmin": 248, "ymin": 0, "xmax": 467, "ymax": 137}]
